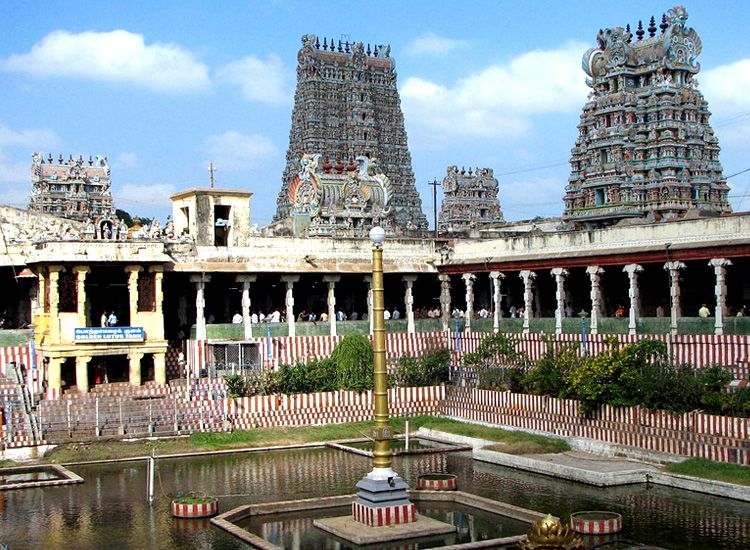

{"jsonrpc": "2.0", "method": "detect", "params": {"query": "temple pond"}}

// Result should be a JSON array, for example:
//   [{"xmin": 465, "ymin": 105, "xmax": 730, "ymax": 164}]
[{"xmin": 1, "ymin": 447, "xmax": 749, "ymax": 549}]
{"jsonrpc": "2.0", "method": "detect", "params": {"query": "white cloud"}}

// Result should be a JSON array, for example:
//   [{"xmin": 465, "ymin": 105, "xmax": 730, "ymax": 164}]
[
  {"xmin": 405, "ymin": 32, "xmax": 469, "ymax": 55},
  {"xmin": 1, "ymin": 30, "xmax": 210, "ymax": 93},
  {"xmin": 216, "ymin": 54, "xmax": 291, "ymax": 104},
  {"xmin": 0, "ymin": 122, "xmax": 62, "ymax": 209},
  {"xmin": 701, "ymin": 59, "xmax": 750, "ymax": 153},
  {"xmin": 401, "ymin": 41, "xmax": 589, "ymax": 146},
  {"xmin": 205, "ymin": 131, "xmax": 278, "ymax": 172},
  {"xmin": 114, "ymin": 152, "xmax": 139, "ymax": 168}
]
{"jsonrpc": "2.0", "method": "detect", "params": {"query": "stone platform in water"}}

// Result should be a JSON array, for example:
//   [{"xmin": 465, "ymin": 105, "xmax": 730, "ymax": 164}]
[{"xmin": 314, "ymin": 513, "xmax": 456, "ymax": 545}]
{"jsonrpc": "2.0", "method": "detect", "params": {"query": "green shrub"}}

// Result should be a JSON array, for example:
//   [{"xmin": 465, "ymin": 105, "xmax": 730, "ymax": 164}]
[
  {"xmin": 330, "ymin": 334, "xmax": 374, "ymax": 392},
  {"xmin": 392, "ymin": 348, "xmax": 450, "ymax": 387},
  {"xmin": 566, "ymin": 337, "xmax": 641, "ymax": 414},
  {"xmin": 523, "ymin": 340, "xmax": 579, "ymax": 398},
  {"xmin": 720, "ymin": 387, "xmax": 750, "ymax": 418},
  {"xmin": 224, "ymin": 374, "xmax": 248, "ymax": 398},
  {"xmin": 463, "ymin": 333, "xmax": 531, "ymax": 391}
]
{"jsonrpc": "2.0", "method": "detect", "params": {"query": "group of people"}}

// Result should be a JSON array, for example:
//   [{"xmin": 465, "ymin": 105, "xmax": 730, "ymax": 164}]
[{"xmin": 99, "ymin": 310, "xmax": 118, "ymax": 327}]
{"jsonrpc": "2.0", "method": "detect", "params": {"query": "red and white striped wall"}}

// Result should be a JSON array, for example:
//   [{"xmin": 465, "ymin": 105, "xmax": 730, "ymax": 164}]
[
  {"xmin": 0, "ymin": 345, "xmax": 41, "ymax": 395},
  {"xmin": 184, "ymin": 332, "xmax": 750, "ymax": 374},
  {"xmin": 352, "ymin": 501, "xmax": 416, "ymax": 526}
]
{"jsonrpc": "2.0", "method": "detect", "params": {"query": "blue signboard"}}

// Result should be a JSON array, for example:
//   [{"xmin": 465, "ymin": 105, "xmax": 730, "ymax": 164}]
[{"xmin": 74, "ymin": 327, "xmax": 145, "ymax": 343}]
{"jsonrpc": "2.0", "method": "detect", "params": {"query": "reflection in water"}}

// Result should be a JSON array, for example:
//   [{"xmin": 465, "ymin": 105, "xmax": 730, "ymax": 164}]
[{"xmin": 0, "ymin": 448, "xmax": 748, "ymax": 549}]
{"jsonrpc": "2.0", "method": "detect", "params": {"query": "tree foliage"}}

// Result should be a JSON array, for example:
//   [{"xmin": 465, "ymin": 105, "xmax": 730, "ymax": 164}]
[{"xmin": 463, "ymin": 333, "xmax": 531, "ymax": 391}]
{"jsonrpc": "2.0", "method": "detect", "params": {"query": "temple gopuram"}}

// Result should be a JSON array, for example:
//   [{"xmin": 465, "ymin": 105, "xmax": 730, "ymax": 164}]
[
  {"xmin": 563, "ymin": 6, "xmax": 731, "ymax": 228},
  {"xmin": 274, "ymin": 34, "xmax": 428, "ymax": 236},
  {"xmin": 438, "ymin": 166, "xmax": 504, "ymax": 234},
  {"xmin": 29, "ymin": 152, "xmax": 115, "ymax": 222}
]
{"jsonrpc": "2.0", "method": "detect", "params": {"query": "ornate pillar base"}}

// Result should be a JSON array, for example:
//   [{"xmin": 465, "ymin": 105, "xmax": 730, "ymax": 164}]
[{"xmin": 353, "ymin": 473, "xmax": 415, "ymax": 526}]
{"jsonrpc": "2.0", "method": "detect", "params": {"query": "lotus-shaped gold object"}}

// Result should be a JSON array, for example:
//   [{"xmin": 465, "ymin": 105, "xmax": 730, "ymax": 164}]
[{"xmin": 519, "ymin": 514, "xmax": 584, "ymax": 549}]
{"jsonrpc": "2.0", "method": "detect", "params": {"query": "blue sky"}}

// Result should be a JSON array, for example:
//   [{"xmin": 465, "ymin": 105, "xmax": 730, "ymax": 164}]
[{"xmin": 1, "ymin": 1, "xmax": 749, "ymax": 226}]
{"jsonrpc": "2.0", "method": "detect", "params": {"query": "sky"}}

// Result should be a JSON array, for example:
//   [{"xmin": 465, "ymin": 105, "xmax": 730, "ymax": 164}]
[{"xmin": 1, "ymin": 0, "xmax": 749, "ymax": 227}]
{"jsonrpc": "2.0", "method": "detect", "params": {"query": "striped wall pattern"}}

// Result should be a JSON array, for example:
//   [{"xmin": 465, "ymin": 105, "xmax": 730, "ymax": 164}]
[
  {"xmin": 570, "ymin": 512, "xmax": 622, "ymax": 534},
  {"xmin": 352, "ymin": 502, "xmax": 417, "ymax": 526},
  {"xmin": 439, "ymin": 387, "xmax": 750, "ymax": 465},
  {"xmin": 0, "ymin": 345, "xmax": 42, "ymax": 395},
  {"xmin": 182, "ymin": 332, "xmax": 750, "ymax": 376},
  {"xmin": 225, "ymin": 386, "xmax": 445, "ymax": 431}
]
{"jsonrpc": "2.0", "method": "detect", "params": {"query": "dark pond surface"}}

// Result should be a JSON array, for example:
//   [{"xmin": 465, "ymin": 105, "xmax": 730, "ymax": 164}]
[
  {"xmin": 0, "ymin": 467, "xmax": 63, "ymax": 486},
  {"xmin": 346, "ymin": 437, "xmax": 459, "ymax": 452},
  {"xmin": 239, "ymin": 503, "xmax": 528, "ymax": 549},
  {"xmin": 1, "ymin": 447, "xmax": 749, "ymax": 549}
]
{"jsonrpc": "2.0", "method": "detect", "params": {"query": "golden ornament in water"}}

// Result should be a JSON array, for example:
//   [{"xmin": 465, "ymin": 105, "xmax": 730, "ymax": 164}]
[{"xmin": 519, "ymin": 514, "xmax": 584, "ymax": 549}]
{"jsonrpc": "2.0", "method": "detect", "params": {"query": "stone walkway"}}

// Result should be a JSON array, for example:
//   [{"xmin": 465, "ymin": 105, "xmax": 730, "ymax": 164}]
[{"xmin": 419, "ymin": 428, "xmax": 750, "ymax": 503}]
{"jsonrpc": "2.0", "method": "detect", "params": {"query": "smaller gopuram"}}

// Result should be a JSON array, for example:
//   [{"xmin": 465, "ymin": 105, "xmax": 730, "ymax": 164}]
[
  {"xmin": 29, "ymin": 152, "xmax": 115, "ymax": 222},
  {"xmin": 563, "ymin": 6, "xmax": 731, "ymax": 227},
  {"xmin": 438, "ymin": 166, "xmax": 504, "ymax": 233},
  {"xmin": 284, "ymin": 154, "xmax": 396, "ymax": 237}
]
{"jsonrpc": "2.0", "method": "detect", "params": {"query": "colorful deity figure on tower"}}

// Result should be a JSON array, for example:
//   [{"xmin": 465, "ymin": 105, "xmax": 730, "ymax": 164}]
[
  {"xmin": 274, "ymin": 34, "xmax": 428, "ymax": 236},
  {"xmin": 29, "ymin": 152, "xmax": 115, "ymax": 223},
  {"xmin": 563, "ymin": 6, "xmax": 731, "ymax": 228}
]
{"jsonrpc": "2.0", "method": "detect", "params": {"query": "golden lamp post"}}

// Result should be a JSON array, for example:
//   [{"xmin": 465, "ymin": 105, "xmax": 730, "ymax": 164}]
[
  {"xmin": 370, "ymin": 225, "xmax": 393, "ymax": 471},
  {"xmin": 350, "ymin": 226, "xmax": 416, "ymax": 527}
]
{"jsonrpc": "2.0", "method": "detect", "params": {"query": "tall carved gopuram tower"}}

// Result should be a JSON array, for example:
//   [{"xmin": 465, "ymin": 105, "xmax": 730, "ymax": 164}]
[
  {"xmin": 563, "ymin": 7, "xmax": 731, "ymax": 228},
  {"xmin": 275, "ymin": 35, "xmax": 428, "ymax": 235}
]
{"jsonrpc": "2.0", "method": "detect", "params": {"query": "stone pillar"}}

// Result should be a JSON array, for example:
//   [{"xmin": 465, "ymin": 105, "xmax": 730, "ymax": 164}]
[
  {"xmin": 129, "ymin": 351, "xmax": 144, "ymax": 387},
  {"xmin": 586, "ymin": 266, "xmax": 604, "ymax": 335},
  {"xmin": 664, "ymin": 261, "xmax": 686, "ymax": 336},
  {"xmin": 75, "ymin": 355, "xmax": 91, "ymax": 394},
  {"xmin": 551, "ymin": 268, "xmax": 568, "ymax": 335},
  {"xmin": 190, "ymin": 274, "xmax": 210, "ymax": 340},
  {"xmin": 48, "ymin": 266, "xmax": 63, "ymax": 341},
  {"xmin": 403, "ymin": 275, "xmax": 417, "ymax": 333},
  {"xmin": 439, "ymin": 274, "xmax": 451, "ymax": 332},
  {"xmin": 153, "ymin": 352, "xmax": 166, "ymax": 385},
  {"xmin": 237, "ymin": 275, "xmax": 257, "ymax": 340},
  {"xmin": 47, "ymin": 357, "xmax": 64, "ymax": 396},
  {"xmin": 36, "ymin": 271, "xmax": 46, "ymax": 316},
  {"xmin": 462, "ymin": 273, "xmax": 476, "ymax": 332},
  {"xmin": 323, "ymin": 275, "xmax": 340, "ymax": 337},
  {"xmin": 150, "ymin": 266, "xmax": 164, "ymax": 315},
  {"xmin": 489, "ymin": 272, "xmax": 504, "ymax": 333},
  {"xmin": 710, "ymin": 258, "xmax": 732, "ymax": 335},
  {"xmin": 365, "ymin": 275, "xmax": 374, "ymax": 336},
  {"xmin": 281, "ymin": 275, "xmax": 300, "ymax": 337},
  {"xmin": 519, "ymin": 270, "xmax": 536, "ymax": 334},
  {"xmin": 73, "ymin": 266, "xmax": 90, "ymax": 327},
  {"xmin": 125, "ymin": 265, "xmax": 143, "ymax": 326},
  {"xmin": 623, "ymin": 264, "xmax": 643, "ymax": 335}
]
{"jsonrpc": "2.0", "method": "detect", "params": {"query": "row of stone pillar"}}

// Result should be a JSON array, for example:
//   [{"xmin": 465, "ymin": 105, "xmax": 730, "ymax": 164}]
[
  {"xmin": 193, "ymin": 273, "xmax": 422, "ymax": 338},
  {"xmin": 192, "ymin": 258, "xmax": 732, "ymax": 338},
  {"xmin": 454, "ymin": 258, "xmax": 733, "ymax": 336}
]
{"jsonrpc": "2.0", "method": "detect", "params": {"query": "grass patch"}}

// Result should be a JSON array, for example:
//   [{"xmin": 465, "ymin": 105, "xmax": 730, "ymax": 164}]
[
  {"xmin": 41, "ymin": 414, "xmax": 566, "ymax": 462},
  {"xmin": 665, "ymin": 458, "xmax": 750, "ymax": 486},
  {"xmin": 0, "ymin": 459, "xmax": 18, "ymax": 468},
  {"xmin": 418, "ymin": 417, "xmax": 570, "ymax": 454}
]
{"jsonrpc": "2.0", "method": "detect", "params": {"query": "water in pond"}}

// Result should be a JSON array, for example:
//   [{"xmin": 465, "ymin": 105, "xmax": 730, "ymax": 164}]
[
  {"xmin": 239, "ymin": 503, "xmax": 528, "ymax": 549},
  {"xmin": 0, "ymin": 467, "xmax": 62, "ymax": 485},
  {"xmin": 346, "ymin": 438, "xmax": 458, "ymax": 452},
  {"xmin": 1, "ymin": 448, "xmax": 749, "ymax": 549}
]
